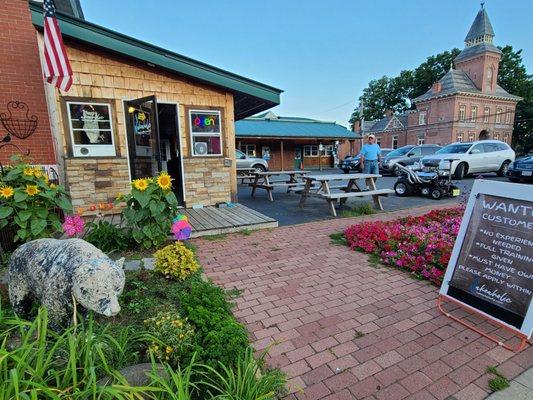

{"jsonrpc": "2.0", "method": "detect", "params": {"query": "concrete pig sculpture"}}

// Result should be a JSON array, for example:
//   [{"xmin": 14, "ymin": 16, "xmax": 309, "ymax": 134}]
[{"xmin": 8, "ymin": 238, "xmax": 125, "ymax": 329}]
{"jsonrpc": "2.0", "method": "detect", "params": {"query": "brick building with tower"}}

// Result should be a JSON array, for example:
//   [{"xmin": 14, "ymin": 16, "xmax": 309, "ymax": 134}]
[{"xmin": 354, "ymin": 5, "xmax": 522, "ymax": 151}]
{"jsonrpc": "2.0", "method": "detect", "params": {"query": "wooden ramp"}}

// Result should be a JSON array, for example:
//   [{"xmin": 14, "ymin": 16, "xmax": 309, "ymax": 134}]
[{"xmin": 180, "ymin": 204, "xmax": 277, "ymax": 238}]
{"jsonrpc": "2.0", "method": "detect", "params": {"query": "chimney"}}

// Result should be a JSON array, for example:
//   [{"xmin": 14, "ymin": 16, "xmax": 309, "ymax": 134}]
[
  {"xmin": 384, "ymin": 109, "xmax": 393, "ymax": 117},
  {"xmin": 432, "ymin": 82, "xmax": 442, "ymax": 93},
  {"xmin": 353, "ymin": 120, "xmax": 361, "ymax": 132}
]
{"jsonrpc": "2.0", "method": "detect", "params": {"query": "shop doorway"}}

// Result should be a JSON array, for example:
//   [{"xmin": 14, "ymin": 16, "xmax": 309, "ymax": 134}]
[
  {"xmin": 294, "ymin": 146, "xmax": 302, "ymax": 169},
  {"xmin": 124, "ymin": 96, "xmax": 184, "ymax": 205}
]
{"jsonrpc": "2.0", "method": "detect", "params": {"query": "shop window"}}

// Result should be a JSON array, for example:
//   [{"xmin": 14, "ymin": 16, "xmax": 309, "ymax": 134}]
[
  {"xmin": 240, "ymin": 144, "xmax": 256, "ymax": 157},
  {"xmin": 66, "ymin": 102, "xmax": 116, "ymax": 157},
  {"xmin": 392, "ymin": 136, "xmax": 398, "ymax": 149},
  {"xmin": 418, "ymin": 111, "xmax": 427, "ymax": 126},
  {"xmin": 495, "ymin": 107, "xmax": 502, "ymax": 123},
  {"xmin": 470, "ymin": 106, "xmax": 477, "ymax": 122},
  {"xmin": 303, "ymin": 145, "xmax": 319, "ymax": 157},
  {"xmin": 484, "ymin": 106, "xmax": 490, "ymax": 123},
  {"xmin": 189, "ymin": 110, "xmax": 222, "ymax": 156},
  {"xmin": 262, "ymin": 146, "xmax": 271, "ymax": 160},
  {"xmin": 459, "ymin": 105, "xmax": 466, "ymax": 121}
]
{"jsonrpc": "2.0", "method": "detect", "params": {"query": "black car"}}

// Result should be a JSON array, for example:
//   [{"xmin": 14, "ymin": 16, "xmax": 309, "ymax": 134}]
[
  {"xmin": 507, "ymin": 156, "xmax": 533, "ymax": 183},
  {"xmin": 380, "ymin": 144, "xmax": 442, "ymax": 176},
  {"xmin": 338, "ymin": 148, "xmax": 394, "ymax": 173}
]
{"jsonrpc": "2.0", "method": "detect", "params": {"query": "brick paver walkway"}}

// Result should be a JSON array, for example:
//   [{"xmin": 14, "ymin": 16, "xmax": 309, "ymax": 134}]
[{"xmin": 194, "ymin": 206, "xmax": 532, "ymax": 400}]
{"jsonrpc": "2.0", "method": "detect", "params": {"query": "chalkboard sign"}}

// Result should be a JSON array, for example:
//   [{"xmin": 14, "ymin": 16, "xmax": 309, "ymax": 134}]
[{"xmin": 440, "ymin": 180, "xmax": 533, "ymax": 339}]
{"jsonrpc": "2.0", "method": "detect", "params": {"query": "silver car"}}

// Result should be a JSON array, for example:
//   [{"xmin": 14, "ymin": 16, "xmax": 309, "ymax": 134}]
[{"xmin": 235, "ymin": 149, "xmax": 269, "ymax": 172}]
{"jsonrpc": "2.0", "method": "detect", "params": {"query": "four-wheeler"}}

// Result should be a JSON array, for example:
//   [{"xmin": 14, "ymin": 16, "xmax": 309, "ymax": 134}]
[{"xmin": 393, "ymin": 159, "xmax": 461, "ymax": 200}]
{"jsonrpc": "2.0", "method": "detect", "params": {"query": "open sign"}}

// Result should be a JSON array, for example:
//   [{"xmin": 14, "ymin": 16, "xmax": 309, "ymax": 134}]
[{"xmin": 190, "ymin": 111, "xmax": 220, "ymax": 133}]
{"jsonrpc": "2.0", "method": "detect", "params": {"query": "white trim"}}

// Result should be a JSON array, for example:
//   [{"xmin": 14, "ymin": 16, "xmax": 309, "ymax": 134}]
[
  {"xmin": 188, "ymin": 109, "xmax": 223, "ymax": 157},
  {"xmin": 66, "ymin": 101, "xmax": 116, "ymax": 157},
  {"xmin": 439, "ymin": 180, "xmax": 533, "ymax": 339}
]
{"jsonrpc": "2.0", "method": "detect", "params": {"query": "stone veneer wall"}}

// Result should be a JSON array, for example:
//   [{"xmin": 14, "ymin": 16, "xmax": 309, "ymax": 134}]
[{"xmin": 46, "ymin": 39, "xmax": 236, "ymax": 211}]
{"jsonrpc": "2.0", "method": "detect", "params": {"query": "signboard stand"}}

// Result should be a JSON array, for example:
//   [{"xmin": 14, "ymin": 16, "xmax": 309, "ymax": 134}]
[
  {"xmin": 437, "ymin": 295, "xmax": 529, "ymax": 352},
  {"xmin": 439, "ymin": 180, "xmax": 533, "ymax": 352}
]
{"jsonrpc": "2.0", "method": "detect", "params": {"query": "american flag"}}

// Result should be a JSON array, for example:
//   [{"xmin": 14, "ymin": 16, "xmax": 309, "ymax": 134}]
[{"xmin": 42, "ymin": 0, "xmax": 73, "ymax": 92}]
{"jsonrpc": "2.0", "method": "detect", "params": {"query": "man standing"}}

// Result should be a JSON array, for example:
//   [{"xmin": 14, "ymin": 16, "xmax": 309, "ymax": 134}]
[{"xmin": 359, "ymin": 134, "xmax": 381, "ymax": 174}]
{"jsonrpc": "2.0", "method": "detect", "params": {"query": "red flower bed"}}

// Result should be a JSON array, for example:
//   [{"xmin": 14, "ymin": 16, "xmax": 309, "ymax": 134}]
[{"xmin": 344, "ymin": 208, "xmax": 464, "ymax": 285}]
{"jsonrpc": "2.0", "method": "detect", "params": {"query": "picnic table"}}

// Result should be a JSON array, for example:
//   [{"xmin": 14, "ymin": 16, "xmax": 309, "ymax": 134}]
[
  {"xmin": 250, "ymin": 170, "xmax": 309, "ymax": 201},
  {"xmin": 298, "ymin": 173, "xmax": 394, "ymax": 216},
  {"xmin": 236, "ymin": 167, "xmax": 257, "ymax": 184}
]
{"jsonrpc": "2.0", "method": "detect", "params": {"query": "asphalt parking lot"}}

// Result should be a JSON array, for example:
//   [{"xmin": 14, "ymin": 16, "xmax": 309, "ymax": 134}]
[{"xmin": 237, "ymin": 169, "xmax": 511, "ymax": 226}]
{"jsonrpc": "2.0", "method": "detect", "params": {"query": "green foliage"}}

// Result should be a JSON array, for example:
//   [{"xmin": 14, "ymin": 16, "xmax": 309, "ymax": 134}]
[
  {"xmin": 203, "ymin": 233, "xmax": 228, "ymax": 241},
  {"xmin": 0, "ymin": 159, "xmax": 72, "ymax": 243},
  {"xmin": 202, "ymin": 347, "xmax": 287, "ymax": 400},
  {"xmin": 329, "ymin": 232, "xmax": 348, "ymax": 246},
  {"xmin": 0, "ymin": 307, "xmax": 153, "ymax": 399},
  {"xmin": 154, "ymin": 242, "xmax": 200, "ymax": 280},
  {"xmin": 486, "ymin": 365, "xmax": 510, "ymax": 392},
  {"xmin": 340, "ymin": 202, "xmax": 375, "ymax": 218},
  {"xmin": 84, "ymin": 220, "xmax": 132, "ymax": 253},
  {"xmin": 354, "ymin": 330, "xmax": 365, "ymax": 339},
  {"xmin": 144, "ymin": 309, "xmax": 195, "ymax": 365},
  {"xmin": 120, "ymin": 173, "xmax": 179, "ymax": 249}
]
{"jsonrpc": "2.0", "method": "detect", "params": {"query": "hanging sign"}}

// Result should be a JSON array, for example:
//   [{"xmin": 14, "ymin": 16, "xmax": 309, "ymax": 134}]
[{"xmin": 439, "ymin": 180, "xmax": 533, "ymax": 339}]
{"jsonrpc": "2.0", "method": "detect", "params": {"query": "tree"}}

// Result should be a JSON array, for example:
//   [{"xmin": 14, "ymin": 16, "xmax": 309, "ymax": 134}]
[{"xmin": 497, "ymin": 46, "xmax": 533, "ymax": 153}]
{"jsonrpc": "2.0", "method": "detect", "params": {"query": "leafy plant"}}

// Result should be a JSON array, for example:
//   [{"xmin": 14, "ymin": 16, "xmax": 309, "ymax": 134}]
[
  {"xmin": 119, "ymin": 172, "xmax": 179, "ymax": 249},
  {"xmin": 202, "ymin": 347, "xmax": 286, "ymax": 400},
  {"xmin": 0, "ymin": 159, "xmax": 72, "ymax": 243},
  {"xmin": 329, "ymin": 232, "xmax": 347, "ymax": 246},
  {"xmin": 85, "ymin": 219, "xmax": 132, "ymax": 253},
  {"xmin": 486, "ymin": 366, "xmax": 510, "ymax": 392},
  {"xmin": 144, "ymin": 309, "xmax": 195, "ymax": 365},
  {"xmin": 154, "ymin": 242, "xmax": 200, "ymax": 280}
]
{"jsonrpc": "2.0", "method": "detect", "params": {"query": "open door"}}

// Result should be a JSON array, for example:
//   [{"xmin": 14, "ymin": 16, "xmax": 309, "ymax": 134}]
[
  {"xmin": 125, "ymin": 95, "xmax": 161, "ymax": 180},
  {"xmin": 125, "ymin": 97, "xmax": 185, "ymax": 206}
]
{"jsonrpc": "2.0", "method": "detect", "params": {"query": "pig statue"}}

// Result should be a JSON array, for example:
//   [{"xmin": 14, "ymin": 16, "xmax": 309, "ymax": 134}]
[{"xmin": 8, "ymin": 238, "xmax": 125, "ymax": 330}]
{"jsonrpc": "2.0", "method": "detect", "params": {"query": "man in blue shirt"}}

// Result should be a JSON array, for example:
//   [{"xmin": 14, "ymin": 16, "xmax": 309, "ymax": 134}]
[{"xmin": 359, "ymin": 134, "xmax": 381, "ymax": 174}]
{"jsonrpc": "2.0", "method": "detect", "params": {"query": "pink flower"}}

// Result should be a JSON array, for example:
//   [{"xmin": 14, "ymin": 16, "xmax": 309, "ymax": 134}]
[{"xmin": 62, "ymin": 214, "xmax": 85, "ymax": 237}]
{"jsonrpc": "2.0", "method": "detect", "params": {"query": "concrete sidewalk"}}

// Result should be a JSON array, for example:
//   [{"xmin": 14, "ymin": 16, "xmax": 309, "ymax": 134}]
[
  {"xmin": 485, "ymin": 368, "xmax": 533, "ymax": 400},
  {"xmin": 194, "ymin": 204, "xmax": 532, "ymax": 399}
]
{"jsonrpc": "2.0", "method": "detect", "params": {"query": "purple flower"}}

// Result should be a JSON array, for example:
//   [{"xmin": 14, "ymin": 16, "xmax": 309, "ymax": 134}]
[{"xmin": 62, "ymin": 215, "xmax": 85, "ymax": 237}]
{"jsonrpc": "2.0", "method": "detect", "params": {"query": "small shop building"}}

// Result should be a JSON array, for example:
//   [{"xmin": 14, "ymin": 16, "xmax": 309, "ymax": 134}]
[
  {"xmin": 235, "ymin": 112, "xmax": 359, "ymax": 170},
  {"xmin": 22, "ymin": 2, "xmax": 281, "ymax": 211}
]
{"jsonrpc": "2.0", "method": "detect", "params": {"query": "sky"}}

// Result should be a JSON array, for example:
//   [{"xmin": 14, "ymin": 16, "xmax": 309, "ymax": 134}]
[{"xmin": 81, "ymin": 0, "xmax": 533, "ymax": 127}]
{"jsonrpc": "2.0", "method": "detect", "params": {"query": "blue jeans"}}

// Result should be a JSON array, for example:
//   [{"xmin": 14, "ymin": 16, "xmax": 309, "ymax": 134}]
[{"xmin": 363, "ymin": 159, "xmax": 379, "ymax": 174}]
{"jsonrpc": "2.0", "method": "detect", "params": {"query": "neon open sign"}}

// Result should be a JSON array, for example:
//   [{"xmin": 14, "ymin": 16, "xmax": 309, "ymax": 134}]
[{"xmin": 193, "ymin": 115, "xmax": 217, "ymax": 127}]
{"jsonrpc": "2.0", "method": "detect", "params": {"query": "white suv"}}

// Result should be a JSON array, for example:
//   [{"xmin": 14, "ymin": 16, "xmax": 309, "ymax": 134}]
[{"xmin": 420, "ymin": 140, "xmax": 515, "ymax": 180}]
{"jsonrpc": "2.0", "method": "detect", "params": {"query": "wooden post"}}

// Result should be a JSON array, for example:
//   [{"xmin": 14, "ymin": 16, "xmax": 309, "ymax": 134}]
[{"xmin": 280, "ymin": 140, "xmax": 284, "ymax": 171}]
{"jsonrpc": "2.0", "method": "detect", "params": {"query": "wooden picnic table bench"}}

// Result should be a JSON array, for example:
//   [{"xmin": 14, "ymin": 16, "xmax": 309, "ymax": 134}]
[
  {"xmin": 236, "ymin": 167, "xmax": 257, "ymax": 184},
  {"xmin": 250, "ymin": 170, "xmax": 309, "ymax": 201},
  {"xmin": 299, "ymin": 173, "xmax": 394, "ymax": 216}
]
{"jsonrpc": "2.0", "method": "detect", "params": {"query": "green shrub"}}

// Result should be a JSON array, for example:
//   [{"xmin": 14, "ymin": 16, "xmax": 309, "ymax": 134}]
[
  {"xmin": 119, "ymin": 172, "xmax": 179, "ymax": 249},
  {"xmin": 144, "ymin": 309, "xmax": 195, "ymax": 365},
  {"xmin": 0, "ymin": 159, "xmax": 72, "ymax": 243},
  {"xmin": 85, "ymin": 220, "xmax": 132, "ymax": 253},
  {"xmin": 154, "ymin": 242, "xmax": 200, "ymax": 280}
]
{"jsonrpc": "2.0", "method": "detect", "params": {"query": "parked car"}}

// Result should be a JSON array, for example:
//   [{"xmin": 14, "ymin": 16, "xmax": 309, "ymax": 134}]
[
  {"xmin": 235, "ymin": 149, "xmax": 269, "ymax": 172},
  {"xmin": 380, "ymin": 144, "xmax": 441, "ymax": 176},
  {"xmin": 507, "ymin": 156, "xmax": 533, "ymax": 183},
  {"xmin": 420, "ymin": 140, "xmax": 515, "ymax": 180},
  {"xmin": 339, "ymin": 148, "xmax": 394, "ymax": 173}
]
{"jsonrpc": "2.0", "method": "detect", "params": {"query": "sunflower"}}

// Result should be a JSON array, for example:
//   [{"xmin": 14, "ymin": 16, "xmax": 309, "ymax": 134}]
[
  {"xmin": 0, "ymin": 186, "xmax": 14, "ymax": 199},
  {"xmin": 33, "ymin": 169, "xmax": 43, "ymax": 179},
  {"xmin": 133, "ymin": 178, "xmax": 148, "ymax": 192},
  {"xmin": 25, "ymin": 185, "xmax": 40, "ymax": 196},
  {"xmin": 157, "ymin": 172, "xmax": 173, "ymax": 190},
  {"xmin": 23, "ymin": 167, "xmax": 34, "ymax": 177}
]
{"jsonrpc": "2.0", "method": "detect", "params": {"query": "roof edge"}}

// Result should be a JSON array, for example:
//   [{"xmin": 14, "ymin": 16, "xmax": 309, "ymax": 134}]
[{"xmin": 28, "ymin": 1, "xmax": 282, "ymax": 104}]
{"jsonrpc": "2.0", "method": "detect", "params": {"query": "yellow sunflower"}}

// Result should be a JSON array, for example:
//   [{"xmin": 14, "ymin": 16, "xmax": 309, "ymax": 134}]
[
  {"xmin": 23, "ymin": 167, "xmax": 34, "ymax": 177},
  {"xmin": 49, "ymin": 183, "xmax": 57, "ymax": 189},
  {"xmin": 25, "ymin": 185, "xmax": 40, "ymax": 196},
  {"xmin": 133, "ymin": 178, "xmax": 148, "ymax": 192},
  {"xmin": 157, "ymin": 172, "xmax": 173, "ymax": 190},
  {"xmin": 33, "ymin": 169, "xmax": 43, "ymax": 179},
  {"xmin": 0, "ymin": 186, "xmax": 14, "ymax": 199}
]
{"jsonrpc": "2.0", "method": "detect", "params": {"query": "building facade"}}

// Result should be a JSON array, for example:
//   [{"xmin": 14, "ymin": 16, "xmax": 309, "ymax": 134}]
[
  {"xmin": 1, "ymin": 0, "xmax": 281, "ymax": 213},
  {"xmin": 235, "ymin": 112, "xmax": 359, "ymax": 170},
  {"xmin": 354, "ymin": 6, "xmax": 521, "ymax": 152}
]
